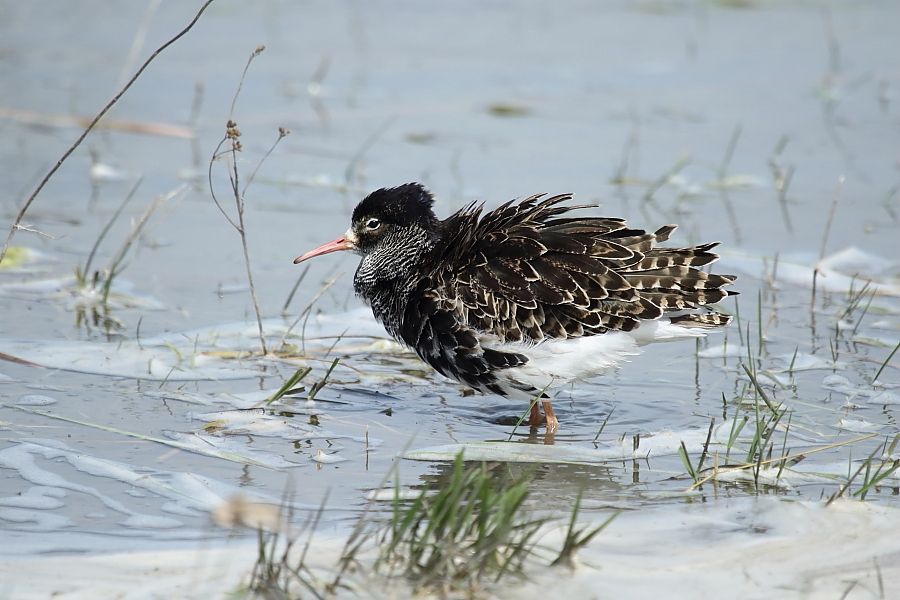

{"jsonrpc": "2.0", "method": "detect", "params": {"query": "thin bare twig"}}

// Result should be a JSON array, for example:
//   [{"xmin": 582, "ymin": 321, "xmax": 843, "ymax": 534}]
[
  {"xmin": 208, "ymin": 136, "xmax": 238, "ymax": 230},
  {"xmin": 277, "ymin": 272, "xmax": 345, "ymax": 352},
  {"xmin": 230, "ymin": 45, "xmax": 265, "ymax": 120},
  {"xmin": 92, "ymin": 184, "xmax": 185, "ymax": 306},
  {"xmin": 717, "ymin": 124, "xmax": 743, "ymax": 244},
  {"xmin": 242, "ymin": 127, "xmax": 291, "ymax": 198},
  {"xmin": 777, "ymin": 165, "xmax": 795, "ymax": 233},
  {"xmin": 11, "ymin": 225, "xmax": 59, "ymax": 240},
  {"xmin": 717, "ymin": 124, "xmax": 742, "ymax": 181},
  {"xmin": 819, "ymin": 176, "xmax": 844, "ymax": 261},
  {"xmin": 812, "ymin": 176, "xmax": 844, "ymax": 309},
  {"xmin": 282, "ymin": 264, "xmax": 310, "ymax": 315},
  {"xmin": 82, "ymin": 177, "xmax": 144, "ymax": 280},
  {"xmin": 0, "ymin": 0, "xmax": 216, "ymax": 264},
  {"xmin": 116, "ymin": 0, "xmax": 163, "ymax": 91}
]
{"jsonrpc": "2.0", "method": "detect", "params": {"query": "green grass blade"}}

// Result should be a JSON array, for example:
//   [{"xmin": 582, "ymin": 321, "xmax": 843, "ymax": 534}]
[
  {"xmin": 873, "ymin": 340, "xmax": 900, "ymax": 383},
  {"xmin": 266, "ymin": 366, "xmax": 312, "ymax": 405}
]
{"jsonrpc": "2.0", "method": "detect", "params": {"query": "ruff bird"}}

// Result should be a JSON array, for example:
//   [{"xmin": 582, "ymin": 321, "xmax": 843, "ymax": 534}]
[{"xmin": 294, "ymin": 183, "xmax": 736, "ymax": 431}]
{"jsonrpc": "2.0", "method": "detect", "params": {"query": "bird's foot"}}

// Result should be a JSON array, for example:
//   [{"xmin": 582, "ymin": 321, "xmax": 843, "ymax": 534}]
[{"xmin": 542, "ymin": 400, "xmax": 559, "ymax": 433}]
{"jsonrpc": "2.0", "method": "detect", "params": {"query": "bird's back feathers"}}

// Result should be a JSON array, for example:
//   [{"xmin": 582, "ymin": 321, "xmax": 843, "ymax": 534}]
[{"xmin": 423, "ymin": 193, "xmax": 735, "ymax": 346}]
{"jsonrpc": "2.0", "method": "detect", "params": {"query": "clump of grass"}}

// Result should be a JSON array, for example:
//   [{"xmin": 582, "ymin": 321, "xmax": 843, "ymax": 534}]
[
  {"xmin": 307, "ymin": 358, "xmax": 341, "ymax": 402},
  {"xmin": 372, "ymin": 454, "xmax": 545, "ymax": 595},
  {"xmin": 680, "ymin": 331, "xmax": 801, "ymax": 492},
  {"xmin": 678, "ymin": 418, "xmax": 716, "ymax": 485},
  {"xmin": 683, "ymin": 360, "xmax": 885, "ymax": 494},
  {"xmin": 827, "ymin": 435, "xmax": 900, "ymax": 505},
  {"xmin": 688, "ymin": 363, "xmax": 797, "ymax": 491},
  {"xmin": 234, "ymin": 454, "xmax": 620, "ymax": 599}
]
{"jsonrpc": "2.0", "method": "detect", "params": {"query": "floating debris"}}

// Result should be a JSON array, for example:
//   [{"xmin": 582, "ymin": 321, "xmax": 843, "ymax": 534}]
[
  {"xmin": 312, "ymin": 449, "xmax": 347, "ymax": 464},
  {"xmin": 487, "ymin": 102, "xmax": 530, "ymax": 117}
]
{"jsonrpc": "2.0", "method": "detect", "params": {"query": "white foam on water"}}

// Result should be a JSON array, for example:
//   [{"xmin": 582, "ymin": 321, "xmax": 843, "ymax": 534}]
[
  {"xmin": 405, "ymin": 428, "xmax": 714, "ymax": 464},
  {"xmin": 0, "ymin": 508, "xmax": 74, "ymax": 532},
  {"xmin": 0, "ymin": 440, "xmax": 185, "ymax": 530},
  {"xmin": 0, "ymin": 439, "xmax": 316, "ymax": 539},
  {"xmin": 822, "ymin": 375, "xmax": 900, "ymax": 405},
  {"xmin": 187, "ymin": 408, "xmax": 385, "ymax": 446},
  {"xmin": 160, "ymin": 502, "xmax": 205, "ymax": 518},
  {"xmin": 523, "ymin": 497, "xmax": 900, "ymax": 600},
  {"xmin": 121, "ymin": 514, "xmax": 184, "ymax": 529},
  {"xmin": 771, "ymin": 352, "xmax": 845, "ymax": 372},
  {"xmin": 837, "ymin": 418, "xmax": 882, "ymax": 433},
  {"xmin": 697, "ymin": 342, "xmax": 749, "ymax": 358},
  {"xmin": 160, "ymin": 431, "xmax": 300, "ymax": 469},
  {"xmin": 0, "ymin": 486, "xmax": 66, "ymax": 510},
  {"xmin": 15, "ymin": 394, "xmax": 58, "ymax": 405},
  {"xmin": 0, "ymin": 308, "xmax": 407, "ymax": 382},
  {"xmin": 404, "ymin": 420, "xmax": 825, "ymax": 466},
  {"xmin": 720, "ymin": 247, "xmax": 900, "ymax": 296},
  {"xmin": 869, "ymin": 391, "xmax": 900, "ymax": 405}
]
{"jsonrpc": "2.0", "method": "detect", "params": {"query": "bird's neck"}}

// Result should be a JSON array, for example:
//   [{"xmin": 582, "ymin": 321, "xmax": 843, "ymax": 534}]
[{"xmin": 353, "ymin": 226, "xmax": 438, "ymax": 339}]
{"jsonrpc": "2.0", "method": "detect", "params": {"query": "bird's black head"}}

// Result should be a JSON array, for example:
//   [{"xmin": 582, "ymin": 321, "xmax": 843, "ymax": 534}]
[
  {"xmin": 293, "ymin": 182, "xmax": 442, "ymax": 286},
  {"xmin": 349, "ymin": 183, "xmax": 441, "ymax": 254}
]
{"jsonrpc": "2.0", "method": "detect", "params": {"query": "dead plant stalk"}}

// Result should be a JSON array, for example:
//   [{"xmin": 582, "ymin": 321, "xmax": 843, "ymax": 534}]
[{"xmin": 208, "ymin": 46, "xmax": 291, "ymax": 355}]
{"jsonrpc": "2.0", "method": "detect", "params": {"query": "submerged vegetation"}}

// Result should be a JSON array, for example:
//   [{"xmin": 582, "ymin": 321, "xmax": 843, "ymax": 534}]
[{"xmin": 71, "ymin": 182, "xmax": 182, "ymax": 332}]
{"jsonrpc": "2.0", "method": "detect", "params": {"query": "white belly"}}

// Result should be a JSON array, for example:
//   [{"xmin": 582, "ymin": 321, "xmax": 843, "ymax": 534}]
[{"xmin": 480, "ymin": 319, "xmax": 707, "ymax": 400}]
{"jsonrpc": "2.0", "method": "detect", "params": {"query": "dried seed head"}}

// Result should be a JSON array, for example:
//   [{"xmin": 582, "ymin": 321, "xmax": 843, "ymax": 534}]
[{"xmin": 226, "ymin": 120, "xmax": 242, "ymax": 141}]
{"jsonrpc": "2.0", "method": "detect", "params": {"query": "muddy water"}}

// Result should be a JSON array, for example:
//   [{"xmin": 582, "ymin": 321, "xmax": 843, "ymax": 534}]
[{"xmin": 1, "ymin": 0, "xmax": 900, "ymax": 593}]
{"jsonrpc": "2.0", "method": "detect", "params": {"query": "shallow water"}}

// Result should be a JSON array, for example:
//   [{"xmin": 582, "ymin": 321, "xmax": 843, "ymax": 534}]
[{"xmin": 1, "ymin": 1, "xmax": 900, "ymax": 597}]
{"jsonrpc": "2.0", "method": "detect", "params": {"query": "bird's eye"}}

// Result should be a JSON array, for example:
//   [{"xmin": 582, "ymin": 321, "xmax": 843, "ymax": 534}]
[{"xmin": 365, "ymin": 218, "xmax": 382, "ymax": 231}]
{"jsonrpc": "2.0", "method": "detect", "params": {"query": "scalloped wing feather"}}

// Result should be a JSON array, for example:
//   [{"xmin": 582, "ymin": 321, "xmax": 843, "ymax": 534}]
[{"xmin": 432, "ymin": 195, "xmax": 735, "ymax": 343}]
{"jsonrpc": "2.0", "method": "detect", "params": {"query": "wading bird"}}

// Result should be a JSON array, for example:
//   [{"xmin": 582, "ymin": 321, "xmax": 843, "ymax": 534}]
[{"xmin": 294, "ymin": 183, "xmax": 735, "ymax": 431}]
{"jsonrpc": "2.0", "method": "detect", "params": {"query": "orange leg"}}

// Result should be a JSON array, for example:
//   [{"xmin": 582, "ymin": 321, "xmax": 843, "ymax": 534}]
[
  {"xmin": 542, "ymin": 400, "xmax": 559, "ymax": 433},
  {"xmin": 527, "ymin": 400, "xmax": 543, "ymax": 427}
]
